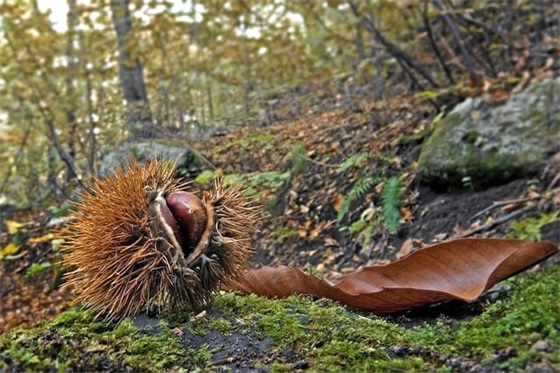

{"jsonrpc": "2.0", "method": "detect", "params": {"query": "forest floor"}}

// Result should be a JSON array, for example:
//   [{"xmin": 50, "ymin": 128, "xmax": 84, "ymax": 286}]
[{"xmin": 1, "ymin": 80, "xmax": 559, "ymax": 371}]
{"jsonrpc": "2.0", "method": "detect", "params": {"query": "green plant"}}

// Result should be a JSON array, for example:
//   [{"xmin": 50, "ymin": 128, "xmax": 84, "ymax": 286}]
[
  {"xmin": 336, "ymin": 152, "xmax": 376, "ymax": 222},
  {"xmin": 336, "ymin": 151, "xmax": 405, "ymax": 246},
  {"xmin": 222, "ymin": 173, "xmax": 246, "ymax": 187},
  {"xmin": 507, "ymin": 212, "xmax": 559, "ymax": 241},
  {"xmin": 347, "ymin": 205, "xmax": 378, "ymax": 247},
  {"xmin": 337, "ymin": 152, "xmax": 374, "ymax": 174},
  {"xmin": 47, "ymin": 203, "xmax": 70, "ymax": 218},
  {"xmin": 222, "ymin": 171, "xmax": 291, "ymax": 198},
  {"xmin": 271, "ymin": 227, "xmax": 298, "ymax": 240},
  {"xmin": 342, "ymin": 176, "xmax": 404, "ymax": 245},
  {"xmin": 462, "ymin": 175, "xmax": 474, "ymax": 190},
  {"xmin": 50, "ymin": 238, "xmax": 65, "ymax": 251},
  {"xmin": 195, "ymin": 169, "xmax": 218, "ymax": 184},
  {"xmin": 291, "ymin": 142, "xmax": 308, "ymax": 175},
  {"xmin": 25, "ymin": 262, "xmax": 53, "ymax": 280},
  {"xmin": 337, "ymin": 174, "xmax": 376, "ymax": 222},
  {"xmin": 381, "ymin": 176, "xmax": 404, "ymax": 233}
]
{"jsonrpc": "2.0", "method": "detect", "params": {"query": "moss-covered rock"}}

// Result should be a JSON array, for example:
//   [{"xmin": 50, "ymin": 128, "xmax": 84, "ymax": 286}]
[
  {"xmin": 418, "ymin": 78, "xmax": 560, "ymax": 188},
  {"xmin": 1, "ymin": 266, "xmax": 558, "ymax": 371}
]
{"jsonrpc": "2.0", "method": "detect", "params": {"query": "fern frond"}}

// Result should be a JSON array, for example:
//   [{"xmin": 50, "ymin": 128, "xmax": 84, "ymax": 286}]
[
  {"xmin": 337, "ymin": 175, "xmax": 375, "ymax": 221},
  {"xmin": 291, "ymin": 142, "xmax": 308, "ymax": 175},
  {"xmin": 381, "ymin": 176, "xmax": 404, "ymax": 233},
  {"xmin": 337, "ymin": 152, "xmax": 373, "ymax": 174}
]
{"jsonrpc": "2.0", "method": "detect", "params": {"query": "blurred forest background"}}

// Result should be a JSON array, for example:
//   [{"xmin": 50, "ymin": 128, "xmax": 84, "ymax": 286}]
[{"xmin": 0, "ymin": 0, "xmax": 558, "ymax": 207}]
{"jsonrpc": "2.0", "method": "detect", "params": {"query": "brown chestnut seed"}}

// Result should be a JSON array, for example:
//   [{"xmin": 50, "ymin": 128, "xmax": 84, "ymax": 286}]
[{"xmin": 166, "ymin": 191, "xmax": 208, "ymax": 254}]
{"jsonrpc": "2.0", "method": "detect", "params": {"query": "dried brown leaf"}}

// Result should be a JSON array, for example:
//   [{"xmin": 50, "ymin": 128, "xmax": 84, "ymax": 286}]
[{"xmin": 225, "ymin": 238, "xmax": 558, "ymax": 314}]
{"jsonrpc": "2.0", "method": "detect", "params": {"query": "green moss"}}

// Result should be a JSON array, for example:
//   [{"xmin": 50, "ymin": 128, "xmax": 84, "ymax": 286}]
[
  {"xmin": 2, "ymin": 267, "xmax": 558, "ymax": 371},
  {"xmin": 417, "ymin": 81, "xmax": 560, "ymax": 188},
  {"xmin": 506, "ymin": 212, "xmax": 560, "ymax": 241},
  {"xmin": 213, "ymin": 294, "xmax": 416, "ymax": 371},
  {"xmin": 0, "ymin": 308, "xmax": 188, "ymax": 372},
  {"xmin": 205, "ymin": 317, "xmax": 232, "ymax": 334},
  {"xmin": 269, "ymin": 361, "xmax": 294, "ymax": 372},
  {"xmin": 409, "ymin": 265, "xmax": 560, "ymax": 370},
  {"xmin": 418, "ymin": 114, "xmax": 533, "ymax": 187},
  {"xmin": 271, "ymin": 227, "xmax": 298, "ymax": 240},
  {"xmin": 398, "ymin": 131, "xmax": 428, "ymax": 145}
]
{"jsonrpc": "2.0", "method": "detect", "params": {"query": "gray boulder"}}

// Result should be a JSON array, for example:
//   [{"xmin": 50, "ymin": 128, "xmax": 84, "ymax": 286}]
[
  {"xmin": 98, "ymin": 139, "xmax": 202, "ymax": 179},
  {"xmin": 418, "ymin": 77, "xmax": 560, "ymax": 188}
]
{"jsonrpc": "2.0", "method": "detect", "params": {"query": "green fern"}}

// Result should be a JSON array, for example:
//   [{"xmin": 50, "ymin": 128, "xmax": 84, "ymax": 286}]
[
  {"xmin": 337, "ymin": 175, "xmax": 375, "ymax": 222},
  {"xmin": 337, "ymin": 152, "xmax": 374, "ymax": 174},
  {"xmin": 381, "ymin": 176, "xmax": 404, "ymax": 233},
  {"xmin": 291, "ymin": 142, "xmax": 308, "ymax": 175}
]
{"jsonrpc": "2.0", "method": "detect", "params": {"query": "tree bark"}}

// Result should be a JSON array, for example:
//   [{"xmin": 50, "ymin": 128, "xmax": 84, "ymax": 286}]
[
  {"xmin": 110, "ymin": 0, "xmax": 154, "ymax": 139},
  {"xmin": 65, "ymin": 0, "xmax": 78, "ymax": 181}
]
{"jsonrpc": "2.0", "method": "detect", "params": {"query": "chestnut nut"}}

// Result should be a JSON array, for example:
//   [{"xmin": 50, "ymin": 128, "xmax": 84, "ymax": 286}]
[{"xmin": 165, "ymin": 191, "xmax": 208, "ymax": 253}]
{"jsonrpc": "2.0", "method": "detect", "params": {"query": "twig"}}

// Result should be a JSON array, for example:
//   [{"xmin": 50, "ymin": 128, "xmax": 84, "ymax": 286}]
[
  {"xmin": 422, "ymin": 2, "xmax": 455, "ymax": 85},
  {"xmin": 449, "ymin": 4, "xmax": 498, "ymax": 77},
  {"xmin": 208, "ymin": 356, "xmax": 234, "ymax": 367},
  {"xmin": 394, "ymin": 58, "xmax": 440, "ymax": 111},
  {"xmin": 347, "ymin": 0, "xmax": 440, "ymax": 89},
  {"xmin": 470, "ymin": 196, "xmax": 540, "ymax": 221},
  {"xmin": 434, "ymin": 0, "xmax": 479, "ymax": 85},
  {"xmin": 547, "ymin": 175, "xmax": 560, "ymax": 190},
  {"xmin": 460, "ymin": 206, "xmax": 532, "ymax": 237},
  {"xmin": 300, "ymin": 154, "xmax": 340, "ymax": 169}
]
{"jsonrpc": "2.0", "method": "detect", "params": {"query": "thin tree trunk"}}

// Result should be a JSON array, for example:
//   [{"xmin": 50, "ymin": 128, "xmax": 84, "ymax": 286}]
[
  {"xmin": 110, "ymin": 0, "xmax": 154, "ymax": 139},
  {"xmin": 79, "ymin": 29, "xmax": 97, "ymax": 176},
  {"xmin": 206, "ymin": 82, "xmax": 214, "ymax": 123},
  {"xmin": 372, "ymin": 42, "xmax": 384, "ymax": 101},
  {"xmin": 65, "ymin": 0, "xmax": 78, "ymax": 181},
  {"xmin": 355, "ymin": 24, "xmax": 365, "ymax": 63},
  {"xmin": 5, "ymin": 4, "xmax": 84, "ymax": 190}
]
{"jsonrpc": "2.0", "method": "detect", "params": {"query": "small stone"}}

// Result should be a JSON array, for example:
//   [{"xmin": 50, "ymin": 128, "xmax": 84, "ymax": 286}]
[
  {"xmin": 531, "ymin": 340, "xmax": 551, "ymax": 352},
  {"xmin": 292, "ymin": 360, "xmax": 310, "ymax": 370}
]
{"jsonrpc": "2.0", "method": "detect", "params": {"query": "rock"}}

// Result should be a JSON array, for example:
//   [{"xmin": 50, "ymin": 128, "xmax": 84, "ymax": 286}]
[
  {"xmin": 418, "ymin": 78, "xmax": 560, "ymax": 188},
  {"xmin": 531, "ymin": 340, "xmax": 552, "ymax": 352},
  {"xmin": 46, "ymin": 216, "xmax": 73, "ymax": 229},
  {"xmin": 98, "ymin": 139, "xmax": 203, "ymax": 179}
]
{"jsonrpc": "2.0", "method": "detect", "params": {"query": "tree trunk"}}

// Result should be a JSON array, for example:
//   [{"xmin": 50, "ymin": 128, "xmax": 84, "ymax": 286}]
[
  {"xmin": 65, "ymin": 0, "xmax": 78, "ymax": 181},
  {"xmin": 110, "ymin": 0, "xmax": 154, "ymax": 139}
]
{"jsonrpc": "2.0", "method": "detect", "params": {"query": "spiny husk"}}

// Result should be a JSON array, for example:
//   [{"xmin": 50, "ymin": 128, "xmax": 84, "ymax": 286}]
[{"xmin": 62, "ymin": 159, "xmax": 259, "ymax": 321}]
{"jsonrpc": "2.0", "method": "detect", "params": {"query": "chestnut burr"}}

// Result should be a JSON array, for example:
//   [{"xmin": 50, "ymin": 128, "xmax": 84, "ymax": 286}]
[{"xmin": 62, "ymin": 159, "xmax": 258, "ymax": 321}]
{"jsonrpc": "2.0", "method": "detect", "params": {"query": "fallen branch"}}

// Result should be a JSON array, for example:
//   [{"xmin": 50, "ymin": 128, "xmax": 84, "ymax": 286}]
[{"xmin": 470, "ymin": 196, "xmax": 540, "ymax": 221}]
